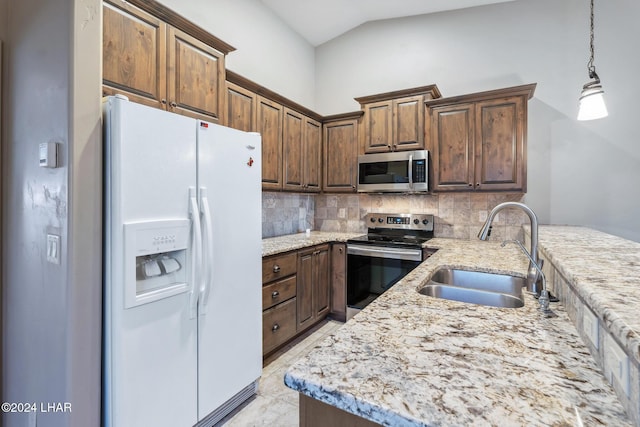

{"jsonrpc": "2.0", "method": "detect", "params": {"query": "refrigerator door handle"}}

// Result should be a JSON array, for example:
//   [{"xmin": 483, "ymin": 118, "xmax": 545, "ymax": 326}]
[
  {"xmin": 189, "ymin": 187, "xmax": 203, "ymax": 319},
  {"xmin": 199, "ymin": 187, "xmax": 214, "ymax": 314}
]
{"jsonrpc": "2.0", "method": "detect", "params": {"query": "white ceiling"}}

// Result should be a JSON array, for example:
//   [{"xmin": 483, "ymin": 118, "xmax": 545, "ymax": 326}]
[{"xmin": 260, "ymin": 0, "xmax": 518, "ymax": 46}]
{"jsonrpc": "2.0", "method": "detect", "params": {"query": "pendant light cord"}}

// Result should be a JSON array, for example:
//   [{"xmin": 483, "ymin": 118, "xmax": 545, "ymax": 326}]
[{"xmin": 587, "ymin": 0, "xmax": 600, "ymax": 81}]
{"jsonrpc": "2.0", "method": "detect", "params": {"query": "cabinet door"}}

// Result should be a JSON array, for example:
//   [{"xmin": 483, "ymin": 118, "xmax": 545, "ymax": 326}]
[
  {"xmin": 330, "ymin": 243, "xmax": 347, "ymax": 321},
  {"xmin": 103, "ymin": 0, "xmax": 167, "ymax": 109},
  {"xmin": 323, "ymin": 119, "xmax": 358, "ymax": 192},
  {"xmin": 283, "ymin": 108, "xmax": 304, "ymax": 191},
  {"xmin": 304, "ymin": 117, "xmax": 322, "ymax": 192},
  {"xmin": 297, "ymin": 248, "xmax": 314, "ymax": 331},
  {"xmin": 474, "ymin": 96, "xmax": 525, "ymax": 191},
  {"xmin": 428, "ymin": 103, "xmax": 476, "ymax": 191},
  {"xmin": 225, "ymin": 82, "xmax": 256, "ymax": 132},
  {"xmin": 363, "ymin": 101, "xmax": 393, "ymax": 153},
  {"xmin": 258, "ymin": 97, "xmax": 284, "ymax": 190},
  {"xmin": 314, "ymin": 246, "xmax": 330, "ymax": 319},
  {"xmin": 167, "ymin": 27, "xmax": 225, "ymax": 123},
  {"xmin": 394, "ymin": 95, "xmax": 425, "ymax": 151}
]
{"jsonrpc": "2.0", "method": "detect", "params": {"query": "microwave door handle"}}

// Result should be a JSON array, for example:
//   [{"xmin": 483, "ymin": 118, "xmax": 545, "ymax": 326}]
[{"xmin": 408, "ymin": 154, "xmax": 413, "ymax": 189}]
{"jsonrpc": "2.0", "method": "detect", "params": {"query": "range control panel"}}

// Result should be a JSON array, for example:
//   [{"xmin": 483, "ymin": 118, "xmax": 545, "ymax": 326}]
[{"xmin": 365, "ymin": 213, "xmax": 434, "ymax": 231}]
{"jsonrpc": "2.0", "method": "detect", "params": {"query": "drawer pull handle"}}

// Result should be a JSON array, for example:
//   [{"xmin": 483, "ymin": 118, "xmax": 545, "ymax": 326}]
[
  {"xmin": 271, "ymin": 291, "xmax": 280, "ymax": 298},
  {"xmin": 273, "ymin": 265, "xmax": 280, "ymax": 273},
  {"xmin": 272, "ymin": 323, "xmax": 280, "ymax": 332}
]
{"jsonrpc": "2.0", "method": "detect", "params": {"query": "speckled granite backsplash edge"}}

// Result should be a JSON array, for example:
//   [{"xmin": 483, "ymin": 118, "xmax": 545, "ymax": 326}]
[
  {"xmin": 263, "ymin": 191, "xmax": 530, "ymax": 240},
  {"xmin": 525, "ymin": 226, "xmax": 640, "ymax": 426}
]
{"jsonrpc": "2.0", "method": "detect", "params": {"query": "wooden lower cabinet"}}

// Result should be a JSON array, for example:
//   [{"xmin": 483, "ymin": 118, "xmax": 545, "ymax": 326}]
[
  {"xmin": 262, "ymin": 245, "xmax": 331, "ymax": 357},
  {"xmin": 330, "ymin": 243, "xmax": 347, "ymax": 322},
  {"xmin": 299, "ymin": 394, "xmax": 380, "ymax": 427},
  {"xmin": 263, "ymin": 298, "xmax": 297, "ymax": 355},
  {"xmin": 297, "ymin": 245, "xmax": 330, "ymax": 332}
]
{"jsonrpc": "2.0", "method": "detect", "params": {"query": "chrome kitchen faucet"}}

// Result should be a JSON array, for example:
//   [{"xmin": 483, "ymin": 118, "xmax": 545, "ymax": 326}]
[{"xmin": 477, "ymin": 202, "xmax": 542, "ymax": 294}]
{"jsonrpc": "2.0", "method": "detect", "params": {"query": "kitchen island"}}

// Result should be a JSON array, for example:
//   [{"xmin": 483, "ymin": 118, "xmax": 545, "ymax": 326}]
[{"xmin": 284, "ymin": 237, "xmax": 633, "ymax": 426}]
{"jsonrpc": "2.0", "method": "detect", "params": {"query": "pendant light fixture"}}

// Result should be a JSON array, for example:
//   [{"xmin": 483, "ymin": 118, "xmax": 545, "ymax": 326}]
[{"xmin": 577, "ymin": 0, "xmax": 608, "ymax": 121}]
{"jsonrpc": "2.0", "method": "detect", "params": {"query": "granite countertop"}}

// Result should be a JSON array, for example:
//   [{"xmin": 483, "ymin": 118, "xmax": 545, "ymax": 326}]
[
  {"xmin": 284, "ymin": 238, "xmax": 632, "ymax": 426},
  {"xmin": 262, "ymin": 231, "xmax": 362, "ymax": 257},
  {"xmin": 533, "ymin": 225, "xmax": 640, "ymax": 365}
]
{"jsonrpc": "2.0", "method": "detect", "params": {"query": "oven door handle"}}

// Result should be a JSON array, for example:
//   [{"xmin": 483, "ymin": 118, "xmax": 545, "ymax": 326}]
[{"xmin": 347, "ymin": 244, "xmax": 422, "ymax": 261}]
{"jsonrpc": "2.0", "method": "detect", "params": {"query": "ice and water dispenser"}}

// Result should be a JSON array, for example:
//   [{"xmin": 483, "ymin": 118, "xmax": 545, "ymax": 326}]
[{"xmin": 123, "ymin": 219, "xmax": 191, "ymax": 308}]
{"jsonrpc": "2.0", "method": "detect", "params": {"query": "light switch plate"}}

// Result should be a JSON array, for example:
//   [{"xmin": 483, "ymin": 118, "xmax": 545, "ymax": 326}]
[
  {"xmin": 582, "ymin": 308, "xmax": 599, "ymax": 349},
  {"xmin": 604, "ymin": 334, "xmax": 630, "ymax": 396},
  {"xmin": 47, "ymin": 234, "xmax": 60, "ymax": 264}
]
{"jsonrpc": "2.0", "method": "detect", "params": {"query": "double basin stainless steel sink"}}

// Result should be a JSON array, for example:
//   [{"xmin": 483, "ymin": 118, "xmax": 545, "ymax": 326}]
[{"xmin": 418, "ymin": 267, "xmax": 525, "ymax": 308}]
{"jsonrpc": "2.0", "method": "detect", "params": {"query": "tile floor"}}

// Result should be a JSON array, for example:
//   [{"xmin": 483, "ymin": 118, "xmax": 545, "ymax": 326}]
[{"xmin": 222, "ymin": 320, "xmax": 344, "ymax": 426}]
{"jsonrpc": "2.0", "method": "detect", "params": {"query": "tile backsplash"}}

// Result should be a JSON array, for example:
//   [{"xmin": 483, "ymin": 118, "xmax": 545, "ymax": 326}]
[
  {"xmin": 262, "ymin": 192, "xmax": 314, "ymax": 238},
  {"xmin": 263, "ymin": 191, "xmax": 530, "ymax": 241}
]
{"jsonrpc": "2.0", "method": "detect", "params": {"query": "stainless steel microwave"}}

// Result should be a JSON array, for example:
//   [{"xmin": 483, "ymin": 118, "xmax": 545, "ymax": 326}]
[{"xmin": 357, "ymin": 150, "xmax": 429, "ymax": 193}]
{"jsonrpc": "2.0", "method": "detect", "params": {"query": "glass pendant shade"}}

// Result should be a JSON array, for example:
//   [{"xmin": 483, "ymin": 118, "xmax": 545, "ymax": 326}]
[{"xmin": 577, "ymin": 81, "xmax": 608, "ymax": 121}]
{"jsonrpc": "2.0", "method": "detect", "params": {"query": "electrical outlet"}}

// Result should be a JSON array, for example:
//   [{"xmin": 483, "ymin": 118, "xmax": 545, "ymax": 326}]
[
  {"xmin": 582, "ymin": 308, "xmax": 599, "ymax": 349},
  {"xmin": 47, "ymin": 234, "xmax": 61, "ymax": 264},
  {"xmin": 604, "ymin": 334, "xmax": 630, "ymax": 396}
]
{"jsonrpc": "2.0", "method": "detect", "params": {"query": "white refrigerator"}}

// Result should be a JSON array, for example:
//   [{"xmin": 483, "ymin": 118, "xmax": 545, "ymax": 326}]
[{"xmin": 103, "ymin": 95, "xmax": 262, "ymax": 427}]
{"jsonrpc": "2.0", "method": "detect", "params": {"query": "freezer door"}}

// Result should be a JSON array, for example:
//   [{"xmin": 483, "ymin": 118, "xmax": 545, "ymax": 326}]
[
  {"xmin": 103, "ymin": 96, "xmax": 198, "ymax": 427},
  {"xmin": 196, "ymin": 121, "xmax": 262, "ymax": 421}
]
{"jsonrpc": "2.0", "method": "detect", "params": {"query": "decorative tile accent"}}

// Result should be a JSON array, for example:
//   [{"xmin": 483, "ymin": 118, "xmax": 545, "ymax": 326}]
[
  {"xmin": 262, "ymin": 192, "xmax": 528, "ymax": 239},
  {"xmin": 262, "ymin": 192, "xmax": 315, "ymax": 238},
  {"xmin": 313, "ymin": 193, "xmax": 528, "ymax": 239}
]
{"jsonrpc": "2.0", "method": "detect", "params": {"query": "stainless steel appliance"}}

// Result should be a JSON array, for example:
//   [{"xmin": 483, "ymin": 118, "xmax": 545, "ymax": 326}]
[
  {"xmin": 357, "ymin": 150, "xmax": 428, "ymax": 193},
  {"xmin": 346, "ymin": 213, "xmax": 435, "ymax": 319}
]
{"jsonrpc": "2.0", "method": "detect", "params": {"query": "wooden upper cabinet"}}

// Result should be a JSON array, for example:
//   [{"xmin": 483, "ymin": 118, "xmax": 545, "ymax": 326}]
[
  {"xmin": 167, "ymin": 27, "xmax": 225, "ymax": 123},
  {"xmin": 103, "ymin": 0, "xmax": 233, "ymax": 123},
  {"xmin": 475, "ymin": 96, "xmax": 525, "ymax": 190},
  {"xmin": 362, "ymin": 101, "xmax": 393, "ymax": 153},
  {"xmin": 426, "ymin": 83, "xmax": 535, "ymax": 192},
  {"xmin": 356, "ymin": 85, "xmax": 440, "ymax": 154},
  {"xmin": 225, "ymin": 82, "xmax": 257, "ymax": 132},
  {"xmin": 103, "ymin": 1, "xmax": 167, "ymax": 109},
  {"xmin": 394, "ymin": 95, "xmax": 425, "ymax": 151},
  {"xmin": 258, "ymin": 96, "xmax": 284, "ymax": 190},
  {"xmin": 304, "ymin": 118, "xmax": 322, "ymax": 192},
  {"xmin": 283, "ymin": 108, "xmax": 305, "ymax": 190},
  {"xmin": 323, "ymin": 115, "xmax": 361, "ymax": 192},
  {"xmin": 428, "ymin": 103, "xmax": 475, "ymax": 191},
  {"xmin": 283, "ymin": 108, "xmax": 322, "ymax": 192}
]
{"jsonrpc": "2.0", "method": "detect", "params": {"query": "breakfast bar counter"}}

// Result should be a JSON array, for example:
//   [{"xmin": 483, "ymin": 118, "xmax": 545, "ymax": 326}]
[{"xmin": 284, "ymin": 237, "xmax": 633, "ymax": 426}]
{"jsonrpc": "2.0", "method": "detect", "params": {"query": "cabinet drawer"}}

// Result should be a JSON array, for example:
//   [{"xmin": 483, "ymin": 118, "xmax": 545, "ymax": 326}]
[
  {"xmin": 262, "ymin": 275, "xmax": 297, "ymax": 310},
  {"xmin": 262, "ymin": 252, "xmax": 297, "ymax": 283},
  {"xmin": 263, "ymin": 298, "xmax": 297, "ymax": 355}
]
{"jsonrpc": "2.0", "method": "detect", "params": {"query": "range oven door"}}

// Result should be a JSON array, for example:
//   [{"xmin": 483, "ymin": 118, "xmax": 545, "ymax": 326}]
[{"xmin": 346, "ymin": 244, "xmax": 422, "ymax": 320}]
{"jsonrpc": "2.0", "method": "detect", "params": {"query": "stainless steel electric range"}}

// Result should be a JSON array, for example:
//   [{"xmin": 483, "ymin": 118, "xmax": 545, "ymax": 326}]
[{"xmin": 346, "ymin": 213, "xmax": 436, "ymax": 320}]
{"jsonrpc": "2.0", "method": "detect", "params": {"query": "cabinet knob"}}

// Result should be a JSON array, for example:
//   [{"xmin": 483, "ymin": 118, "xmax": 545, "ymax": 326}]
[
  {"xmin": 468, "ymin": 183, "xmax": 473, "ymax": 187},
  {"xmin": 271, "ymin": 291, "xmax": 280, "ymax": 299},
  {"xmin": 161, "ymin": 99, "xmax": 167, "ymax": 105},
  {"xmin": 170, "ymin": 101, "xmax": 177, "ymax": 108},
  {"xmin": 273, "ymin": 265, "xmax": 280, "ymax": 273},
  {"xmin": 476, "ymin": 183, "xmax": 480, "ymax": 187},
  {"xmin": 339, "ymin": 247, "xmax": 343, "ymax": 254},
  {"xmin": 272, "ymin": 323, "xmax": 280, "ymax": 332}
]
